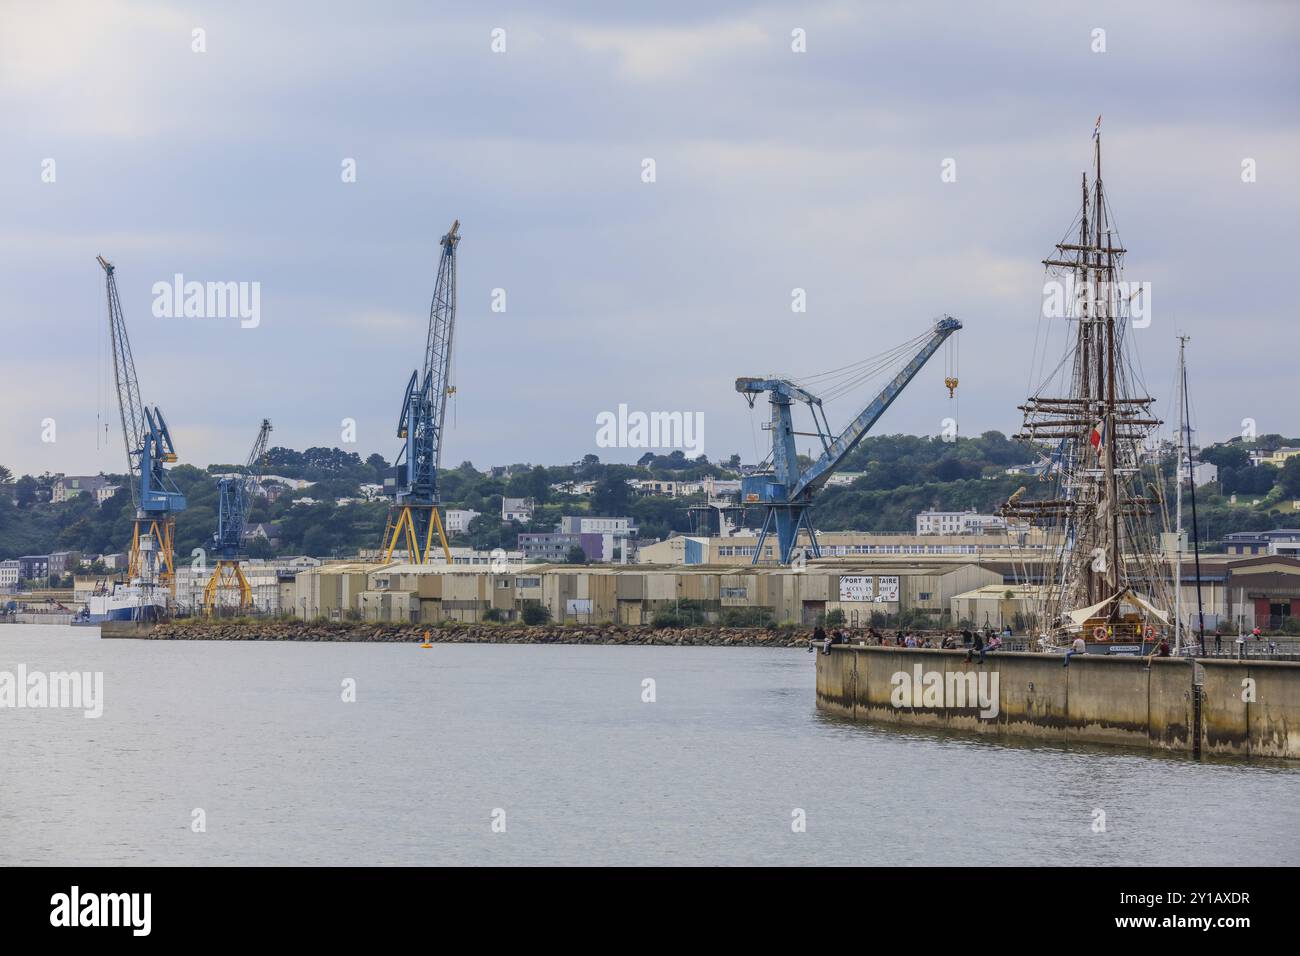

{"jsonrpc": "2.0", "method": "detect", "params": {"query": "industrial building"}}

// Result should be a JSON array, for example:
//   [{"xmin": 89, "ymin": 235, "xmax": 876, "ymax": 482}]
[
  {"xmin": 274, "ymin": 550, "xmax": 1300, "ymax": 635},
  {"xmin": 636, "ymin": 529, "xmax": 1050, "ymax": 566},
  {"xmin": 517, "ymin": 532, "xmax": 581, "ymax": 562},
  {"xmin": 914, "ymin": 509, "xmax": 1012, "ymax": 535},
  {"xmin": 1222, "ymin": 529, "xmax": 1300, "ymax": 557},
  {"xmin": 518, "ymin": 516, "xmax": 638, "ymax": 563},
  {"xmin": 287, "ymin": 560, "xmax": 1001, "ymax": 626},
  {"xmin": 167, "ymin": 556, "xmax": 322, "ymax": 613}
]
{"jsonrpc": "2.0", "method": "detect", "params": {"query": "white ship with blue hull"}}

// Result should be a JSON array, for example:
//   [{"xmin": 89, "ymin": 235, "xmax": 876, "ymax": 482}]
[{"xmin": 79, "ymin": 583, "xmax": 167, "ymax": 624}]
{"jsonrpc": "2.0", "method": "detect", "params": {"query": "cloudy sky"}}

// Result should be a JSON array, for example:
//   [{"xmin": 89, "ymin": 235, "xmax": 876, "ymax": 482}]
[{"xmin": 2, "ymin": 0, "xmax": 1297, "ymax": 477}]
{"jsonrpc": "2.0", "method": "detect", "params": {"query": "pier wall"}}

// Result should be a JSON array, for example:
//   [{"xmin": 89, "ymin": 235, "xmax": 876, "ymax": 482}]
[{"xmin": 815, "ymin": 646, "xmax": 1300, "ymax": 760}]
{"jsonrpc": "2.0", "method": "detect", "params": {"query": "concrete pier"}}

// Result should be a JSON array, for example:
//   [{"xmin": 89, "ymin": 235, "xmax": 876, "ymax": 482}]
[{"xmin": 815, "ymin": 645, "xmax": 1300, "ymax": 760}]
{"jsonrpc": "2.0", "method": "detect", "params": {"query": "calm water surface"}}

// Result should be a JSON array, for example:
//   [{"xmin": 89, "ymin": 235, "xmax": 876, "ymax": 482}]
[{"xmin": 1, "ymin": 625, "xmax": 1297, "ymax": 866}]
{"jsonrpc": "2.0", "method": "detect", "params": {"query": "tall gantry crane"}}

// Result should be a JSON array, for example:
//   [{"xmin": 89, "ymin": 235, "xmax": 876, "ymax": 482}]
[
  {"xmin": 737, "ymin": 316, "xmax": 961, "ymax": 564},
  {"xmin": 204, "ymin": 419, "xmax": 272, "ymax": 610},
  {"xmin": 98, "ymin": 256, "xmax": 188, "ymax": 592},
  {"xmin": 382, "ymin": 219, "xmax": 461, "ymax": 564}
]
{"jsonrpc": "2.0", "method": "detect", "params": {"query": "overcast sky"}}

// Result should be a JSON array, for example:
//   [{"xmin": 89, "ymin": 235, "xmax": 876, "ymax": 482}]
[{"xmin": 2, "ymin": 0, "xmax": 1297, "ymax": 477}]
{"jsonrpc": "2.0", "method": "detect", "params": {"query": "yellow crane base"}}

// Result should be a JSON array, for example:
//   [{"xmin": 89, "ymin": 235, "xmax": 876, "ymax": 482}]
[
  {"xmin": 382, "ymin": 505, "xmax": 452, "ymax": 565},
  {"xmin": 129, "ymin": 517, "xmax": 176, "ymax": 595},
  {"xmin": 204, "ymin": 560, "xmax": 252, "ymax": 611}
]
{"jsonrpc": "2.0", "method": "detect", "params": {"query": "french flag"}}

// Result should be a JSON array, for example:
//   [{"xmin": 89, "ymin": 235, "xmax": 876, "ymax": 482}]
[{"xmin": 1089, "ymin": 419, "xmax": 1107, "ymax": 450}]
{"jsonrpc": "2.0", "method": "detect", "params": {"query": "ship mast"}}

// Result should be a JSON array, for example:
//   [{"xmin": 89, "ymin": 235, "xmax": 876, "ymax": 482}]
[
  {"xmin": 1174, "ymin": 335, "xmax": 1188, "ymax": 652},
  {"xmin": 1003, "ymin": 125, "xmax": 1164, "ymax": 637},
  {"xmin": 1098, "ymin": 134, "xmax": 1122, "ymax": 618}
]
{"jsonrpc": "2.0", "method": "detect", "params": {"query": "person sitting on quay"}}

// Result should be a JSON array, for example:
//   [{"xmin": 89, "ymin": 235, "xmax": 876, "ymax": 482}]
[
  {"xmin": 1063, "ymin": 634, "xmax": 1087, "ymax": 667},
  {"xmin": 964, "ymin": 629, "xmax": 986, "ymax": 664},
  {"xmin": 809, "ymin": 624, "xmax": 826, "ymax": 654}
]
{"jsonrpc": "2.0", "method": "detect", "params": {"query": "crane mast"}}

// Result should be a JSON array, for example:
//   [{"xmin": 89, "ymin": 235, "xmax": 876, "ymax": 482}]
[
  {"xmin": 204, "ymin": 419, "xmax": 272, "ymax": 610},
  {"xmin": 98, "ymin": 256, "xmax": 187, "ymax": 592},
  {"xmin": 382, "ymin": 219, "xmax": 460, "ymax": 564},
  {"xmin": 737, "ymin": 316, "xmax": 961, "ymax": 564}
]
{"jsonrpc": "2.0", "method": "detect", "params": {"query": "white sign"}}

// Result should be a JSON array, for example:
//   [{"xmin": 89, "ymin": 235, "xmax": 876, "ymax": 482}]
[
  {"xmin": 877, "ymin": 576, "xmax": 900, "ymax": 603},
  {"xmin": 839, "ymin": 575, "xmax": 873, "ymax": 602}
]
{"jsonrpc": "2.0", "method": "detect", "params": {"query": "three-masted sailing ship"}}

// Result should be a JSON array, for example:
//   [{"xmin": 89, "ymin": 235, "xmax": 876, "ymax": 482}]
[{"xmin": 1002, "ymin": 123, "xmax": 1175, "ymax": 646}]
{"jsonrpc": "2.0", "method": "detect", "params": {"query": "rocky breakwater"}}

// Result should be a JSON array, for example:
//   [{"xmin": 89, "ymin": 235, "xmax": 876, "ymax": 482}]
[{"xmin": 125, "ymin": 619, "xmax": 813, "ymax": 648}]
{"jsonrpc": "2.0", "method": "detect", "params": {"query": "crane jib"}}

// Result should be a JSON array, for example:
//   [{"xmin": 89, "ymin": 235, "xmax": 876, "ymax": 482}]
[
  {"xmin": 98, "ymin": 256, "xmax": 187, "ymax": 517},
  {"xmin": 736, "ymin": 316, "xmax": 960, "ymax": 564}
]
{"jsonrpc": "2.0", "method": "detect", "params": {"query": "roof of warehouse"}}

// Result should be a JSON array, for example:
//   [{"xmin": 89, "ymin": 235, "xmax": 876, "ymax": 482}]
[
  {"xmin": 951, "ymin": 584, "xmax": 1045, "ymax": 598},
  {"xmin": 309, "ymin": 562, "xmax": 391, "ymax": 573},
  {"xmin": 302, "ymin": 560, "xmax": 994, "ymax": 577},
  {"xmin": 363, "ymin": 562, "xmax": 971, "ymax": 576}
]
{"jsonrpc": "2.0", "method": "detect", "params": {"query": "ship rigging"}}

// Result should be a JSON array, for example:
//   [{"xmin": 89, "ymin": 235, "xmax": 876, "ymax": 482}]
[{"xmin": 1002, "ymin": 125, "xmax": 1172, "ymax": 641}]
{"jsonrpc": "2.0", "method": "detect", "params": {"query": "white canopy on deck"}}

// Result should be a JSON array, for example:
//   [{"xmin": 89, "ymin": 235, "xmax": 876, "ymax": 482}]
[{"xmin": 1066, "ymin": 589, "xmax": 1169, "ymax": 628}]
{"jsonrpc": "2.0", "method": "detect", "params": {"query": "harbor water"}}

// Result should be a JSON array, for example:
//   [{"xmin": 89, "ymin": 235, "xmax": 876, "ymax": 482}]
[{"xmin": 1, "ymin": 625, "xmax": 1297, "ymax": 866}]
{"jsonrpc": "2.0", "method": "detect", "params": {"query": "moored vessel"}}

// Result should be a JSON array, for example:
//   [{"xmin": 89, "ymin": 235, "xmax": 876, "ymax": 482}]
[{"xmin": 1001, "ymin": 122, "xmax": 1175, "ymax": 652}]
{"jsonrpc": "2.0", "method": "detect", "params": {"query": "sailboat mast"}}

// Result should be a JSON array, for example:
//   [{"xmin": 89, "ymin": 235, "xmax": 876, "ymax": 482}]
[
  {"xmin": 1096, "ymin": 134, "xmax": 1122, "ymax": 617},
  {"xmin": 1174, "ymin": 336, "xmax": 1187, "ymax": 652},
  {"xmin": 1080, "ymin": 173, "xmax": 1091, "ymax": 401},
  {"xmin": 1182, "ymin": 350, "xmax": 1208, "ymax": 650}
]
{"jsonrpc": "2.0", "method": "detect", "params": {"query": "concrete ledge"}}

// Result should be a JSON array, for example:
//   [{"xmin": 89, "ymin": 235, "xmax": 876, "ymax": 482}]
[
  {"xmin": 815, "ymin": 645, "xmax": 1300, "ymax": 760},
  {"xmin": 99, "ymin": 621, "xmax": 159, "ymax": 639}
]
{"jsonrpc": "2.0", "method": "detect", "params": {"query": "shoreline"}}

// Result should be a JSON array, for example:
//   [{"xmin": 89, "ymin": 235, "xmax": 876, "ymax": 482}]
[{"xmin": 100, "ymin": 619, "xmax": 815, "ymax": 647}]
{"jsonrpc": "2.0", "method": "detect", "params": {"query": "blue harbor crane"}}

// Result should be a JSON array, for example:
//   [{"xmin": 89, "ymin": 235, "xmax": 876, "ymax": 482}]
[
  {"xmin": 382, "ymin": 219, "xmax": 461, "ymax": 564},
  {"xmin": 204, "ymin": 419, "xmax": 272, "ymax": 610},
  {"xmin": 98, "ymin": 255, "xmax": 187, "ymax": 592},
  {"xmin": 736, "ymin": 316, "xmax": 961, "ymax": 565}
]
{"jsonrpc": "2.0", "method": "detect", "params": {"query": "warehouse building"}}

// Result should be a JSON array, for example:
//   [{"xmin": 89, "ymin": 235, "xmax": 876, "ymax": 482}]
[
  {"xmin": 288, "ymin": 560, "xmax": 1001, "ymax": 627},
  {"xmin": 636, "ymin": 529, "xmax": 1050, "ymax": 566}
]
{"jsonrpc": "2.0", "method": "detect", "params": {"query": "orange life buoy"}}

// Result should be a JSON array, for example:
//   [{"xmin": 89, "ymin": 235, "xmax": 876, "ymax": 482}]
[
  {"xmin": 1093, "ymin": 625, "xmax": 1106, "ymax": 641},
  {"xmin": 1144, "ymin": 625, "xmax": 1155, "ymax": 640}
]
